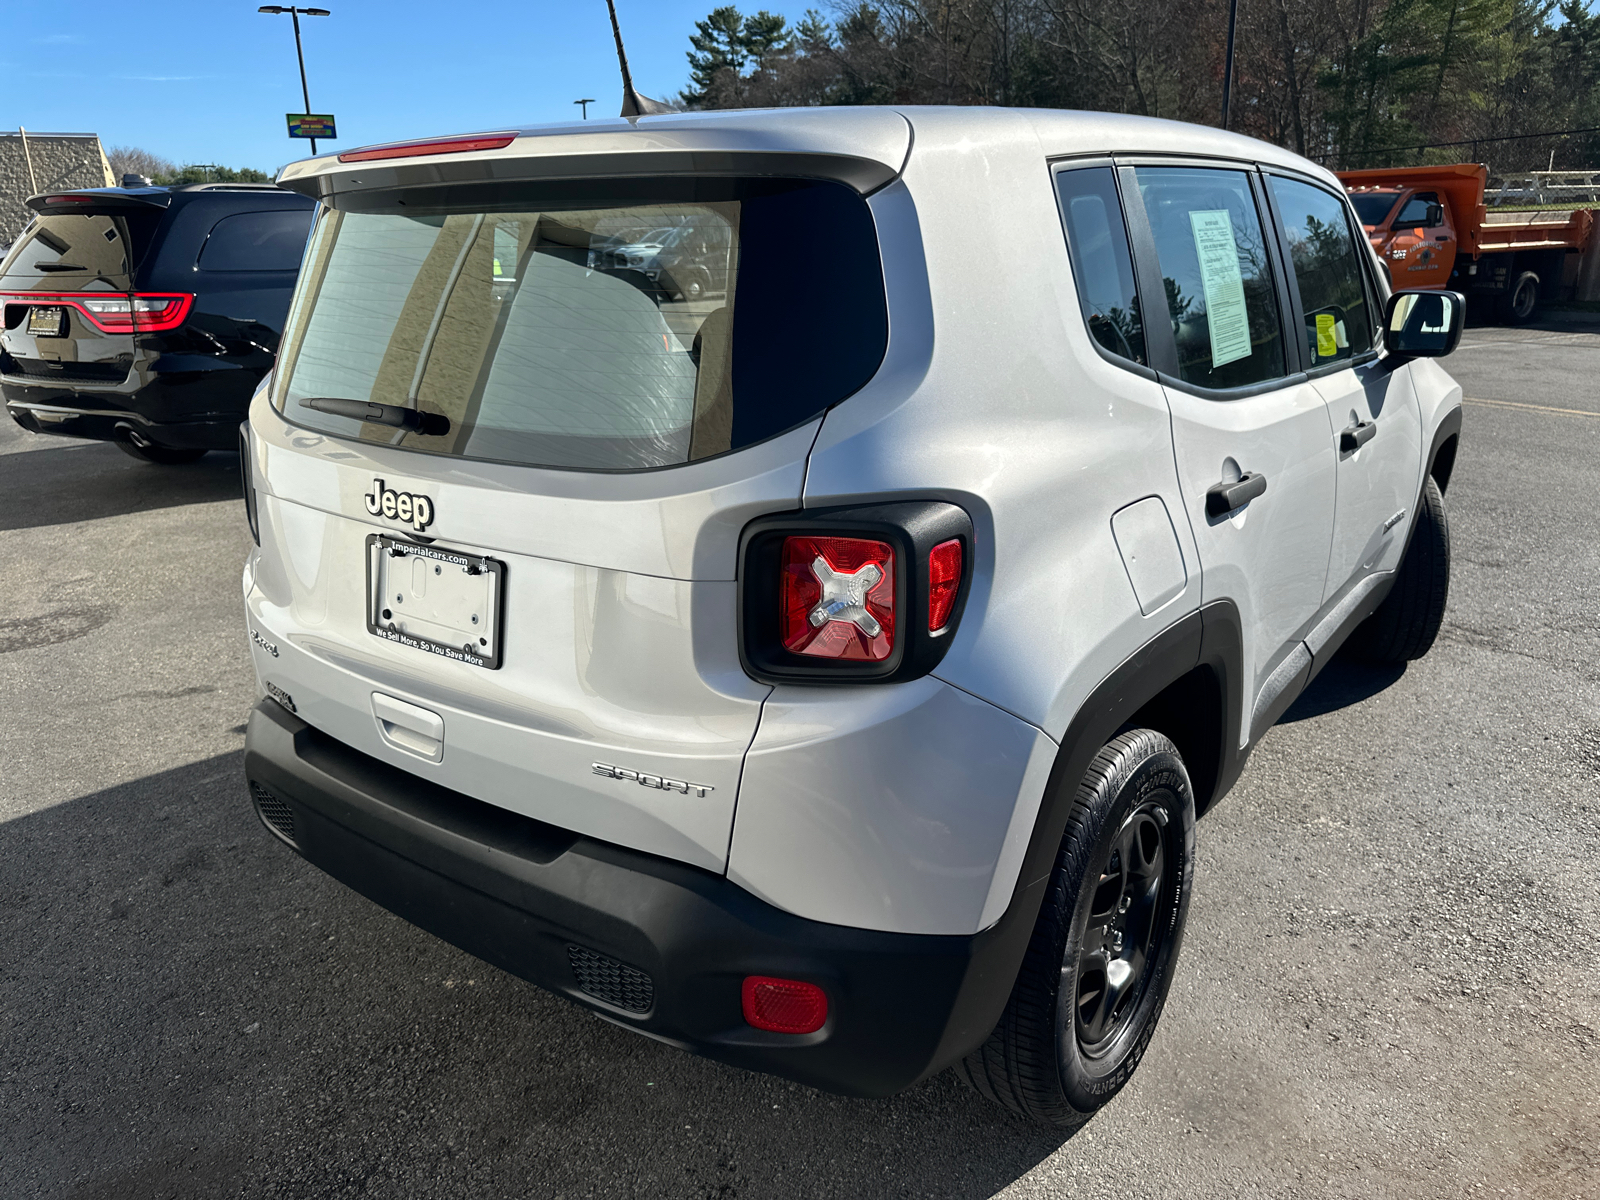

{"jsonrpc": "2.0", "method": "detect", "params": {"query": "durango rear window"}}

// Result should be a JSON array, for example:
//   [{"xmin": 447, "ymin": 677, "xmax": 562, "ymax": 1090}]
[
  {"xmin": 0, "ymin": 212, "xmax": 161, "ymax": 290},
  {"xmin": 274, "ymin": 179, "xmax": 888, "ymax": 471}
]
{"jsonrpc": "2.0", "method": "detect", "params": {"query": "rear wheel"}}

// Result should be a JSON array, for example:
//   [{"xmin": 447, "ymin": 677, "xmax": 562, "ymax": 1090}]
[
  {"xmin": 1347, "ymin": 475, "xmax": 1450, "ymax": 663},
  {"xmin": 957, "ymin": 729, "xmax": 1195, "ymax": 1127},
  {"xmin": 115, "ymin": 439, "xmax": 207, "ymax": 465},
  {"xmin": 1497, "ymin": 271, "xmax": 1540, "ymax": 324}
]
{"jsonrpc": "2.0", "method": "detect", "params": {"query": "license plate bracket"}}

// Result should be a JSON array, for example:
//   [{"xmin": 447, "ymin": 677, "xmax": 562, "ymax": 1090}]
[
  {"xmin": 366, "ymin": 535, "xmax": 505, "ymax": 669},
  {"xmin": 27, "ymin": 306, "xmax": 65, "ymax": 337}
]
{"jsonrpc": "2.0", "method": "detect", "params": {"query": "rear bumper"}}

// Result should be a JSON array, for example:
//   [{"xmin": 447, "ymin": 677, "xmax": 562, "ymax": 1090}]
[
  {"xmin": 242, "ymin": 698, "xmax": 1036, "ymax": 1097},
  {"xmin": 5, "ymin": 397, "xmax": 240, "ymax": 449}
]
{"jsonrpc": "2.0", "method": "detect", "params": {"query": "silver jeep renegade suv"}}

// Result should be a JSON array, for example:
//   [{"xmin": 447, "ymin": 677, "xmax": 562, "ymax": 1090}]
[{"xmin": 241, "ymin": 107, "xmax": 1463, "ymax": 1127}]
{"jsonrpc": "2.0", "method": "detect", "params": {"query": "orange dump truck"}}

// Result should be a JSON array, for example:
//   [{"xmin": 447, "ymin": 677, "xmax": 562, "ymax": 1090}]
[{"xmin": 1338, "ymin": 163, "xmax": 1593, "ymax": 322}]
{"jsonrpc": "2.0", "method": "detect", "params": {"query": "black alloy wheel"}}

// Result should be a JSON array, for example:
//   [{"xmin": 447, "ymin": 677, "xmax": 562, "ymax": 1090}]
[
  {"xmin": 958, "ymin": 728, "xmax": 1195, "ymax": 1127},
  {"xmin": 1069, "ymin": 803, "xmax": 1174, "ymax": 1060}
]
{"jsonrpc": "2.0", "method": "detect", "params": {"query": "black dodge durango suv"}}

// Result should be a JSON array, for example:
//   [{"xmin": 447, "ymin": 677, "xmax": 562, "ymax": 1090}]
[{"xmin": 1, "ymin": 184, "xmax": 315, "ymax": 463}]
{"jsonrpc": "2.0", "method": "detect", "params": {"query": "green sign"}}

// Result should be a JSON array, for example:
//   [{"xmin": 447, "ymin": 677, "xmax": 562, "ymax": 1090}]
[{"xmin": 287, "ymin": 114, "xmax": 337, "ymax": 139}]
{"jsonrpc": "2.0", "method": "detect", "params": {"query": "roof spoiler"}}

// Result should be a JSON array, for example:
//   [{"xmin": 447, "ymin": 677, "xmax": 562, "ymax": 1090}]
[{"xmin": 25, "ymin": 189, "xmax": 172, "ymax": 215}]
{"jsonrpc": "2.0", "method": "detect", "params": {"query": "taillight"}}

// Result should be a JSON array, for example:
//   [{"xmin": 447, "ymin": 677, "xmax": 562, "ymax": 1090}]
[
  {"xmin": 780, "ymin": 536, "xmax": 896, "ymax": 662},
  {"xmin": 741, "ymin": 976, "xmax": 828, "ymax": 1034},
  {"xmin": 927, "ymin": 539, "xmax": 962, "ymax": 631},
  {"xmin": 0, "ymin": 292, "xmax": 193, "ymax": 333},
  {"xmin": 239, "ymin": 424, "xmax": 260, "ymax": 546},
  {"xmin": 338, "ymin": 133, "xmax": 517, "ymax": 163},
  {"xmin": 739, "ymin": 502, "xmax": 971, "ymax": 685}
]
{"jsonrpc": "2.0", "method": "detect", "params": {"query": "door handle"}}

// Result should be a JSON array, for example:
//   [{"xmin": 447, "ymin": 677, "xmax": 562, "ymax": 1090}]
[
  {"xmin": 1434, "ymin": 234, "xmax": 1450, "ymax": 241},
  {"xmin": 1205, "ymin": 471, "xmax": 1267, "ymax": 518},
  {"xmin": 1340, "ymin": 420, "xmax": 1377, "ymax": 453}
]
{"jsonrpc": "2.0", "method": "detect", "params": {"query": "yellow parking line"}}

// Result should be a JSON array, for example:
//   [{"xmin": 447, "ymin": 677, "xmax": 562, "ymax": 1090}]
[{"xmin": 1464, "ymin": 396, "xmax": 1600, "ymax": 419}]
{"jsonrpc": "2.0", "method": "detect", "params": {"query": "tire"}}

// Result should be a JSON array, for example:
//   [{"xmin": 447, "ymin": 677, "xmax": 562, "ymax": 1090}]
[
  {"xmin": 1497, "ymin": 271, "xmax": 1539, "ymax": 324},
  {"xmin": 682, "ymin": 269, "xmax": 709, "ymax": 302},
  {"xmin": 115, "ymin": 439, "xmax": 207, "ymax": 465},
  {"xmin": 1347, "ymin": 474, "xmax": 1450, "ymax": 663},
  {"xmin": 957, "ymin": 729, "xmax": 1195, "ymax": 1127}
]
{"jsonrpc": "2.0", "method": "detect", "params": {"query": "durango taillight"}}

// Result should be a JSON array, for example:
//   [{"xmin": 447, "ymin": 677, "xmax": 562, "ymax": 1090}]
[
  {"xmin": 740, "ymin": 502, "xmax": 972, "ymax": 685},
  {"xmin": 780, "ymin": 536, "xmax": 896, "ymax": 662},
  {"xmin": 1, "ymin": 292, "xmax": 193, "ymax": 333}
]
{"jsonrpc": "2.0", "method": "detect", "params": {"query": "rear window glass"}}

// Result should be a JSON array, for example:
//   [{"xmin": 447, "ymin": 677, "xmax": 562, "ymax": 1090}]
[
  {"xmin": 0, "ymin": 212, "xmax": 161, "ymax": 290},
  {"xmin": 274, "ymin": 180, "xmax": 887, "ymax": 471},
  {"xmin": 198, "ymin": 209, "xmax": 314, "ymax": 271}
]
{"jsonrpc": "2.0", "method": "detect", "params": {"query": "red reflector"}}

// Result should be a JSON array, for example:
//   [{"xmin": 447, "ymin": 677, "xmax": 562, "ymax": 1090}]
[
  {"xmin": 338, "ymin": 134, "xmax": 517, "ymax": 163},
  {"xmin": 0, "ymin": 292, "xmax": 192, "ymax": 333},
  {"xmin": 742, "ymin": 976, "xmax": 828, "ymax": 1034},
  {"xmin": 927, "ymin": 538, "xmax": 962, "ymax": 631},
  {"xmin": 780, "ymin": 535, "xmax": 895, "ymax": 662}
]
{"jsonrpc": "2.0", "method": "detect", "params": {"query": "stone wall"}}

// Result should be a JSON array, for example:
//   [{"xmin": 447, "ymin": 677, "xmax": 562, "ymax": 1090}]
[{"xmin": 0, "ymin": 132, "xmax": 116, "ymax": 246}]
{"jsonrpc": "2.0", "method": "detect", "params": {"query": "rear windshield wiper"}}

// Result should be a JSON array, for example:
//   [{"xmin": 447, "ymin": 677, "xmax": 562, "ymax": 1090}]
[
  {"xmin": 34, "ymin": 262, "xmax": 87, "ymax": 272},
  {"xmin": 302, "ymin": 397, "xmax": 450, "ymax": 436}
]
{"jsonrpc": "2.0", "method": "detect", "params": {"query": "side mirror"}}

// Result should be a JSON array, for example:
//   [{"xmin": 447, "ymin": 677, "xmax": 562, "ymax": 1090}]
[
  {"xmin": 1384, "ymin": 289, "xmax": 1465, "ymax": 359},
  {"xmin": 1426, "ymin": 203, "xmax": 1444, "ymax": 227}
]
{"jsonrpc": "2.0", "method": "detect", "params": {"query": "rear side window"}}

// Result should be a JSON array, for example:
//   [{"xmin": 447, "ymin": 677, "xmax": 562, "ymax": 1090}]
[
  {"xmin": 275, "ymin": 180, "xmax": 886, "ymax": 471},
  {"xmin": 1056, "ymin": 167, "xmax": 1146, "ymax": 367},
  {"xmin": 1135, "ymin": 166, "xmax": 1286, "ymax": 391},
  {"xmin": 1269, "ymin": 177, "xmax": 1375, "ymax": 366},
  {"xmin": 197, "ymin": 209, "xmax": 314, "ymax": 271},
  {"xmin": 0, "ymin": 212, "xmax": 160, "ymax": 290}
]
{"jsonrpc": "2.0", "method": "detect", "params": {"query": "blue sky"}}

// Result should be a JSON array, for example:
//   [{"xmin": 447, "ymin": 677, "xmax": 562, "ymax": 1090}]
[{"xmin": 2, "ymin": 1, "xmax": 820, "ymax": 174}]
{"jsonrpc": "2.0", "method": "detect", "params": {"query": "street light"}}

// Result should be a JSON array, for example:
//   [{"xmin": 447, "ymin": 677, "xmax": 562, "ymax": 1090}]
[
  {"xmin": 258, "ymin": 6, "xmax": 331, "ymax": 154},
  {"xmin": 574, "ymin": 98, "xmax": 596, "ymax": 120}
]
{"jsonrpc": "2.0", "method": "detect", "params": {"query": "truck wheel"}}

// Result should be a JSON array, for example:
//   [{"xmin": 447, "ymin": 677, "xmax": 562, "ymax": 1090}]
[
  {"xmin": 1497, "ymin": 271, "xmax": 1540, "ymax": 324},
  {"xmin": 1347, "ymin": 475, "xmax": 1450, "ymax": 663},
  {"xmin": 957, "ymin": 729, "xmax": 1194, "ymax": 1127},
  {"xmin": 115, "ymin": 440, "xmax": 208, "ymax": 465}
]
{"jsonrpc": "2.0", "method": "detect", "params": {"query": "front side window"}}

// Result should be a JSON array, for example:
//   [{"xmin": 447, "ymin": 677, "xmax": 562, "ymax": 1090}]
[
  {"xmin": 1393, "ymin": 193, "xmax": 1439, "ymax": 228},
  {"xmin": 1056, "ymin": 166, "xmax": 1146, "ymax": 367},
  {"xmin": 1135, "ymin": 166, "xmax": 1286, "ymax": 390},
  {"xmin": 275, "ymin": 180, "xmax": 887, "ymax": 472},
  {"xmin": 1269, "ymin": 177, "xmax": 1375, "ymax": 367}
]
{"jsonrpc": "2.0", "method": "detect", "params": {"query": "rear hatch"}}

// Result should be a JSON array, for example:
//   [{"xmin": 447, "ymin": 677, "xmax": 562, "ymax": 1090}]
[
  {"xmin": 246, "ymin": 115, "xmax": 906, "ymax": 872},
  {"xmin": 0, "ymin": 192, "xmax": 172, "ymax": 388}
]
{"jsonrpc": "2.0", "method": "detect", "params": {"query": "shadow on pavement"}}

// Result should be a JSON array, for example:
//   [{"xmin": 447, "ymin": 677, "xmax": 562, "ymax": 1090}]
[
  {"xmin": 1278, "ymin": 655, "xmax": 1406, "ymax": 724},
  {"xmin": 1, "ymin": 755, "xmax": 1070, "ymax": 1200},
  {"xmin": 0, "ymin": 443, "xmax": 240, "ymax": 533}
]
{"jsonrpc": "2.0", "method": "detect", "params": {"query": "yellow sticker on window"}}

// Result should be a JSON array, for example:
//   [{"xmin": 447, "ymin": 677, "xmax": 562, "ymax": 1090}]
[{"xmin": 1315, "ymin": 312, "xmax": 1338, "ymax": 359}]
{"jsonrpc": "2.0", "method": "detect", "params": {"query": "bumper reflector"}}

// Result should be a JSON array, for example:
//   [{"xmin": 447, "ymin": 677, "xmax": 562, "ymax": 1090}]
[{"xmin": 742, "ymin": 975, "xmax": 828, "ymax": 1034}]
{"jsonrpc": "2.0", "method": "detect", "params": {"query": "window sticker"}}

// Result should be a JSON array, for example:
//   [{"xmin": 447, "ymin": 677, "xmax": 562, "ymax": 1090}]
[
  {"xmin": 1315, "ymin": 311, "xmax": 1338, "ymax": 359},
  {"xmin": 1188, "ymin": 209, "xmax": 1252, "ymax": 369}
]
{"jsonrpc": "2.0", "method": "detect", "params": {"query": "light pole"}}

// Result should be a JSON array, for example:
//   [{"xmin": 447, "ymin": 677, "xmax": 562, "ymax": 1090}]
[
  {"xmin": 258, "ymin": 5, "xmax": 331, "ymax": 154},
  {"xmin": 574, "ymin": 98, "xmax": 596, "ymax": 119}
]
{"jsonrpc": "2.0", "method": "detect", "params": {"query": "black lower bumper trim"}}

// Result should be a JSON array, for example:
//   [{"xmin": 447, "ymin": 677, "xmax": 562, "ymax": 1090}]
[
  {"xmin": 243, "ymin": 699, "xmax": 1037, "ymax": 1097},
  {"xmin": 6, "ymin": 401, "xmax": 240, "ymax": 449}
]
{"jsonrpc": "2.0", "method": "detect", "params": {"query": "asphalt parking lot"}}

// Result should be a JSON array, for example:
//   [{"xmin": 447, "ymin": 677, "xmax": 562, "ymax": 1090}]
[{"xmin": 3, "ymin": 322, "xmax": 1598, "ymax": 1200}]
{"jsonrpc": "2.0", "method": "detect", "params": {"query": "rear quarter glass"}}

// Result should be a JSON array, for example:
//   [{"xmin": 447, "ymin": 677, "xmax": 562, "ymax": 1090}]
[
  {"xmin": 197, "ymin": 210, "xmax": 316, "ymax": 272},
  {"xmin": 272, "ymin": 177, "xmax": 888, "ymax": 472}
]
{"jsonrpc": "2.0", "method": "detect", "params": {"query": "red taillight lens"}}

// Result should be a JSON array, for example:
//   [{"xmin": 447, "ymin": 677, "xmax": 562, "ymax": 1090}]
[
  {"xmin": 742, "ymin": 976, "xmax": 828, "ymax": 1034},
  {"xmin": 927, "ymin": 538, "xmax": 962, "ymax": 631},
  {"xmin": 779, "ymin": 535, "xmax": 895, "ymax": 662},
  {"xmin": 1, "ymin": 292, "xmax": 193, "ymax": 333},
  {"xmin": 338, "ymin": 134, "xmax": 517, "ymax": 163}
]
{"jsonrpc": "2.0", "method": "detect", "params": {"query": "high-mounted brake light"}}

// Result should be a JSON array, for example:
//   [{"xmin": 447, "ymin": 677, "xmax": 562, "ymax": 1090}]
[
  {"xmin": 43, "ymin": 195, "xmax": 96, "ymax": 205},
  {"xmin": 927, "ymin": 539, "xmax": 962, "ymax": 631},
  {"xmin": 0, "ymin": 292, "xmax": 193, "ymax": 334},
  {"xmin": 338, "ymin": 134, "xmax": 517, "ymax": 164},
  {"xmin": 780, "ymin": 535, "xmax": 895, "ymax": 662},
  {"xmin": 742, "ymin": 976, "xmax": 828, "ymax": 1034}
]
